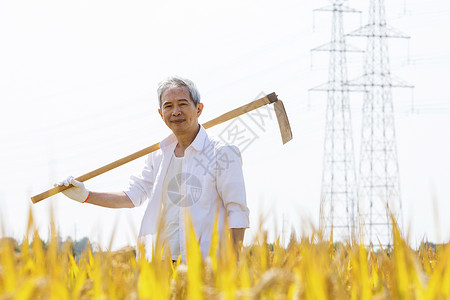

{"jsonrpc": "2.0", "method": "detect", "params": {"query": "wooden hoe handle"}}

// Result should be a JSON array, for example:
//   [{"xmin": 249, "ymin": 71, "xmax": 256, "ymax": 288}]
[{"xmin": 30, "ymin": 92, "xmax": 279, "ymax": 204}]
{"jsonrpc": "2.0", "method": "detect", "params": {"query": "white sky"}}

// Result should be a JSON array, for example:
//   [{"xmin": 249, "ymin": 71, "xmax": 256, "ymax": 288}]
[{"xmin": 1, "ymin": 0, "xmax": 449, "ymax": 249}]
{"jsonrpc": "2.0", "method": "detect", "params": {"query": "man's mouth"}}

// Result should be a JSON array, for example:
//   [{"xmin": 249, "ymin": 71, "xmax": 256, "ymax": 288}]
[{"xmin": 171, "ymin": 119, "xmax": 185, "ymax": 124}]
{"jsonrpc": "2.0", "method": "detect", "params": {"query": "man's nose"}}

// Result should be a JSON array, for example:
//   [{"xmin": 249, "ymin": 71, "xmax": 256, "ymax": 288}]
[{"xmin": 172, "ymin": 105, "xmax": 182, "ymax": 116}]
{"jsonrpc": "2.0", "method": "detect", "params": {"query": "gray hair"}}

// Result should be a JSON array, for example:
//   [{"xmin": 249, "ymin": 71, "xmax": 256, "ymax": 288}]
[{"xmin": 157, "ymin": 76, "xmax": 201, "ymax": 108}]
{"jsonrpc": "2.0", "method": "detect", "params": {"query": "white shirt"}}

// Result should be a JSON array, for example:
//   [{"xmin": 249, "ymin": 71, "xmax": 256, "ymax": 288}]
[
  {"xmin": 162, "ymin": 154, "xmax": 183, "ymax": 260},
  {"xmin": 124, "ymin": 125, "xmax": 249, "ymax": 260}
]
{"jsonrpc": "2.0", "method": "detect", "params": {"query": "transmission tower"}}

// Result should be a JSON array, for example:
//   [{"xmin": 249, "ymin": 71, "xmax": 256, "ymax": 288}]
[
  {"xmin": 346, "ymin": 0, "xmax": 412, "ymax": 247},
  {"xmin": 310, "ymin": 0, "xmax": 362, "ymax": 243}
]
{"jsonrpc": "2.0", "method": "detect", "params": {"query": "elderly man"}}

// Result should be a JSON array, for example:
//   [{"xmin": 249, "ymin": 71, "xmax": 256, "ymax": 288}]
[{"xmin": 57, "ymin": 76, "xmax": 249, "ymax": 261}]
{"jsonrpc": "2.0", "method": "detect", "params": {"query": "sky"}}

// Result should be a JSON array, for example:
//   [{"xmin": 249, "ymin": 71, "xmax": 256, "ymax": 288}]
[{"xmin": 1, "ymin": 0, "xmax": 450, "ymax": 250}]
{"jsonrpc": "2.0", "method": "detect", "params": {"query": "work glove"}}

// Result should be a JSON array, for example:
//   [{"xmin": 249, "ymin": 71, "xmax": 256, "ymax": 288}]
[{"xmin": 55, "ymin": 176, "xmax": 90, "ymax": 203}]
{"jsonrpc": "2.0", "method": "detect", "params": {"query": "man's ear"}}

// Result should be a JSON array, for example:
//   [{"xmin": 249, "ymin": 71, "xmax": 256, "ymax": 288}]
[
  {"xmin": 158, "ymin": 108, "xmax": 163, "ymax": 118},
  {"xmin": 197, "ymin": 103, "xmax": 204, "ymax": 117}
]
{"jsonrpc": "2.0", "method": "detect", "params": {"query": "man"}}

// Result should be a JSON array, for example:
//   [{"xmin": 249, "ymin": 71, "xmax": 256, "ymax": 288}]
[{"xmin": 57, "ymin": 76, "xmax": 249, "ymax": 261}]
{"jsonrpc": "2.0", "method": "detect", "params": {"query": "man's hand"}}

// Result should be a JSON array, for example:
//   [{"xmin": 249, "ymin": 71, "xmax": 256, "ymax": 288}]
[
  {"xmin": 231, "ymin": 228, "xmax": 245, "ymax": 252},
  {"xmin": 55, "ymin": 176, "xmax": 90, "ymax": 203}
]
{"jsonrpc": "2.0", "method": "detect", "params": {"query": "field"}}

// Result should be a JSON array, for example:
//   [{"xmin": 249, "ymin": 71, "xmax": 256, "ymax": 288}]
[{"xmin": 0, "ymin": 211, "xmax": 449, "ymax": 300}]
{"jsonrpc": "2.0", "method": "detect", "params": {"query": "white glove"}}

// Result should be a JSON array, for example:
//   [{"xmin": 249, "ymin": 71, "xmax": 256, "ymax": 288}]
[{"xmin": 55, "ymin": 176, "xmax": 90, "ymax": 203}]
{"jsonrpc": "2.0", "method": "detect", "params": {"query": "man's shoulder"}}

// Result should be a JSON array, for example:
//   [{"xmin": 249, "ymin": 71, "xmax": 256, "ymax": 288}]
[
  {"xmin": 204, "ymin": 133, "xmax": 242, "ymax": 157},
  {"xmin": 146, "ymin": 148, "xmax": 164, "ymax": 166}
]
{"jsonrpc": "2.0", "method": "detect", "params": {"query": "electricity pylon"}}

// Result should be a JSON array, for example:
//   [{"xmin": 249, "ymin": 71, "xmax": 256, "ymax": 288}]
[
  {"xmin": 346, "ymin": 0, "xmax": 412, "ymax": 247},
  {"xmin": 310, "ymin": 0, "xmax": 362, "ymax": 243}
]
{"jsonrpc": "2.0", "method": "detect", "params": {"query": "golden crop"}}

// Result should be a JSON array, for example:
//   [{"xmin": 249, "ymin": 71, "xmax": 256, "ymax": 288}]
[{"xmin": 0, "ymin": 210, "xmax": 449, "ymax": 300}]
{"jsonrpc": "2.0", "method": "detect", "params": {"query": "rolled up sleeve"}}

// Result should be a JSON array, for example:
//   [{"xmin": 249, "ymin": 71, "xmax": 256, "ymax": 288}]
[
  {"xmin": 216, "ymin": 145, "xmax": 250, "ymax": 229},
  {"xmin": 123, "ymin": 154, "xmax": 155, "ymax": 207}
]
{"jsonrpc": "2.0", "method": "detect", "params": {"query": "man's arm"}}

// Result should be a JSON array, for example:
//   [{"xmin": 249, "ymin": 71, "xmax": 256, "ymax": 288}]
[
  {"xmin": 56, "ymin": 176, "xmax": 135, "ymax": 208},
  {"xmin": 216, "ymin": 145, "xmax": 250, "ymax": 232},
  {"xmin": 85, "ymin": 191, "xmax": 134, "ymax": 208}
]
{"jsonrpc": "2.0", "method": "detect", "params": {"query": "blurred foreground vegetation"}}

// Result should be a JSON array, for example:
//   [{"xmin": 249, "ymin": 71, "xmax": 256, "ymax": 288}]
[{"xmin": 1, "ymin": 211, "xmax": 449, "ymax": 299}]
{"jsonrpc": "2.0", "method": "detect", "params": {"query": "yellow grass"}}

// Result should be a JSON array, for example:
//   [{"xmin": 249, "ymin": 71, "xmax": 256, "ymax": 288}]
[{"xmin": 1, "ymin": 210, "xmax": 449, "ymax": 299}]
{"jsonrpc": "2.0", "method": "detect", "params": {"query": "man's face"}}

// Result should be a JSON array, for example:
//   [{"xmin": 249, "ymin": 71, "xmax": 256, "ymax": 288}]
[{"xmin": 158, "ymin": 86, "xmax": 203, "ymax": 136}]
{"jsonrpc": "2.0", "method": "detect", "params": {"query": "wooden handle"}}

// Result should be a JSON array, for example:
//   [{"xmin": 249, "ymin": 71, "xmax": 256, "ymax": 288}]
[
  {"xmin": 202, "ymin": 92, "xmax": 276, "ymax": 129},
  {"xmin": 31, "ymin": 143, "xmax": 161, "ymax": 203},
  {"xmin": 31, "ymin": 92, "xmax": 279, "ymax": 204}
]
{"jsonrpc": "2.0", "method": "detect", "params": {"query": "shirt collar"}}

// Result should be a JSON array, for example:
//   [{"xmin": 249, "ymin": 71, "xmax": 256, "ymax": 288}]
[
  {"xmin": 189, "ymin": 125, "xmax": 207, "ymax": 152},
  {"xmin": 159, "ymin": 124, "xmax": 207, "ymax": 152},
  {"xmin": 159, "ymin": 132, "xmax": 177, "ymax": 151}
]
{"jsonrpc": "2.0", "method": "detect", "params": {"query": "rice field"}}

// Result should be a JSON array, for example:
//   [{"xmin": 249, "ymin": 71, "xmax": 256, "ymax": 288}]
[{"xmin": 1, "ymin": 211, "xmax": 449, "ymax": 299}]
